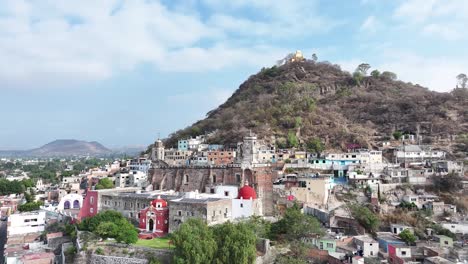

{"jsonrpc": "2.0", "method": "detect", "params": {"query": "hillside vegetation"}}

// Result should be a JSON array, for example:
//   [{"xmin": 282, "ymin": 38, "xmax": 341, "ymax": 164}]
[{"xmin": 162, "ymin": 60, "xmax": 468, "ymax": 155}]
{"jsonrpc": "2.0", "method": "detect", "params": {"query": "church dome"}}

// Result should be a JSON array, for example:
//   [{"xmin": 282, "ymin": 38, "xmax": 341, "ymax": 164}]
[
  {"xmin": 151, "ymin": 196, "xmax": 167, "ymax": 208},
  {"xmin": 238, "ymin": 184, "xmax": 257, "ymax": 200}
]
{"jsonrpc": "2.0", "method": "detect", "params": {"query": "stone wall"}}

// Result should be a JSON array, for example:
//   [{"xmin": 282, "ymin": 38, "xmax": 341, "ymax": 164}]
[
  {"xmin": 89, "ymin": 255, "xmax": 148, "ymax": 264},
  {"xmin": 150, "ymin": 166, "xmax": 276, "ymax": 216}
]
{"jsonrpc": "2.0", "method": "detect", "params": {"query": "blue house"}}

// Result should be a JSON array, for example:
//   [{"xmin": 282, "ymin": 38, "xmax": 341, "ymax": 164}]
[
  {"xmin": 377, "ymin": 233, "xmax": 406, "ymax": 253},
  {"xmin": 178, "ymin": 140, "xmax": 188, "ymax": 151}
]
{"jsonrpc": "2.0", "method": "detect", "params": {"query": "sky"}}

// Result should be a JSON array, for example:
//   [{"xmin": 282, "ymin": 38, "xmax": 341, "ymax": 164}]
[{"xmin": 0, "ymin": 0, "xmax": 467, "ymax": 149}]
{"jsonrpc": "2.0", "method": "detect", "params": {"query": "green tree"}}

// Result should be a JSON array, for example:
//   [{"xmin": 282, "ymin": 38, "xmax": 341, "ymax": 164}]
[
  {"xmin": 356, "ymin": 63, "xmax": 371, "ymax": 76},
  {"xmin": 212, "ymin": 222, "xmax": 256, "ymax": 264},
  {"xmin": 172, "ymin": 218, "xmax": 217, "ymax": 264},
  {"xmin": 349, "ymin": 204, "xmax": 380, "ymax": 233},
  {"xmin": 246, "ymin": 215, "xmax": 271, "ymax": 239},
  {"xmin": 370, "ymin": 70, "xmax": 381, "ymax": 78},
  {"xmin": 393, "ymin": 131, "xmax": 403, "ymax": 140},
  {"xmin": 18, "ymin": 201, "xmax": 43, "ymax": 212},
  {"xmin": 353, "ymin": 71, "xmax": 364, "ymax": 85},
  {"xmin": 398, "ymin": 229, "xmax": 416, "ymax": 245},
  {"xmin": 287, "ymin": 131, "xmax": 299, "ymax": 148},
  {"xmin": 78, "ymin": 210, "xmax": 138, "ymax": 244},
  {"xmin": 306, "ymin": 138, "xmax": 325, "ymax": 157},
  {"xmin": 95, "ymin": 178, "xmax": 114, "ymax": 190},
  {"xmin": 431, "ymin": 172, "xmax": 463, "ymax": 193},
  {"xmin": 457, "ymin": 73, "xmax": 467, "ymax": 88},
  {"xmin": 95, "ymin": 222, "xmax": 119, "ymax": 240},
  {"xmin": 381, "ymin": 71, "xmax": 397, "ymax": 80},
  {"xmin": 271, "ymin": 204, "xmax": 323, "ymax": 240}
]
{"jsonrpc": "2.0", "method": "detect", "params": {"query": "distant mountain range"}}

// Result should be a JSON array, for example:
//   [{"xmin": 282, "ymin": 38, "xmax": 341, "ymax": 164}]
[{"xmin": 0, "ymin": 139, "xmax": 143, "ymax": 157}]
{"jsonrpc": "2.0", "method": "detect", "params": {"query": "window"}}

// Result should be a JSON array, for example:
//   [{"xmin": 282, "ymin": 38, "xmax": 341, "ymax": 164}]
[
  {"xmin": 178, "ymin": 211, "xmax": 182, "ymax": 216},
  {"xmin": 186, "ymin": 212, "xmax": 190, "ymax": 216},
  {"xmin": 401, "ymin": 251, "xmax": 407, "ymax": 256},
  {"xmin": 90, "ymin": 197, "xmax": 94, "ymax": 204},
  {"xmin": 326, "ymin": 243, "xmax": 333, "ymax": 248},
  {"xmin": 90, "ymin": 208, "xmax": 94, "ymax": 213},
  {"xmin": 370, "ymin": 251, "xmax": 373, "ymax": 256},
  {"xmin": 445, "ymin": 241, "xmax": 449, "ymax": 245},
  {"xmin": 224, "ymin": 191, "xmax": 229, "ymax": 197},
  {"xmin": 240, "ymin": 203, "xmax": 243, "ymax": 208}
]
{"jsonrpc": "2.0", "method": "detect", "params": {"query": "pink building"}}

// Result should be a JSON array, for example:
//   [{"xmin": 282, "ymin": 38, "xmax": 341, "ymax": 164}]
[
  {"xmin": 138, "ymin": 196, "xmax": 169, "ymax": 239},
  {"xmin": 77, "ymin": 190, "xmax": 98, "ymax": 221}
]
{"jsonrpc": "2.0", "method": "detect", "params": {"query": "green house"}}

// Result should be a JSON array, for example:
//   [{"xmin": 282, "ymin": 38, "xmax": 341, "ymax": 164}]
[
  {"xmin": 434, "ymin": 235, "xmax": 453, "ymax": 248},
  {"xmin": 317, "ymin": 238, "xmax": 337, "ymax": 252}
]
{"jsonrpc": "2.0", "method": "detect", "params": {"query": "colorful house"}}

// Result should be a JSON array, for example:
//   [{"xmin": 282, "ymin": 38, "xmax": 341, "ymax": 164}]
[{"xmin": 138, "ymin": 196, "xmax": 169, "ymax": 238}]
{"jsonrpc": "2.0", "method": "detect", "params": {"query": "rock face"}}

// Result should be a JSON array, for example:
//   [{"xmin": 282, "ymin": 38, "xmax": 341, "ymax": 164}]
[
  {"xmin": 161, "ymin": 60, "xmax": 467, "ymax": 156},
  {"xmin": 28, "ymin": 139, "xmax": 111, "ymax": 157}
]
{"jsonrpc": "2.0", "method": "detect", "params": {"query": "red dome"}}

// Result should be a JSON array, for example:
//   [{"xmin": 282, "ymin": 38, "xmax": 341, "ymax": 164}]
[
  {"xmin": 151, "ymin": 196, "xmax": 167, "ymax": 208},
  {"xmin": 238, "ymin": 184, "xmax": 257, "ymax": 200}
]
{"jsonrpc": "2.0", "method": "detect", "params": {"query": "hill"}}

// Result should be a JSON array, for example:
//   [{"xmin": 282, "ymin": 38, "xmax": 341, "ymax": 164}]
[
  {"xmin": 161, "ymin": 60, "xmax": 468, "ymax": 156},
  {"xmin": 29, "ymin": 140, "xmax": 111, "ymax": 156},
  {"xmin": 0, "ymin": 140, "xmax": 112, "ymax": 157}
]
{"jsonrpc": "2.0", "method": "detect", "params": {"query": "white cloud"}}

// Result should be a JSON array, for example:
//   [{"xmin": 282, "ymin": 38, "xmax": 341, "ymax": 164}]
[
  {"xmin": 338, "ymin": 51, "xmax": 466, "ymax": 92},
  {"xmin": 0, "ymin": 0, "xmax": 311, "ymax": 88},
  {"xmin": 360, "ymin": 16, "xmax": 379, "ymax": 33},
  {"xmin": 422, "ymin": 23, "xmax": 460, "ymax": 41},
  {"xmin": 393, "ymin": 0, "xmax": 467, "ymax": 40}
]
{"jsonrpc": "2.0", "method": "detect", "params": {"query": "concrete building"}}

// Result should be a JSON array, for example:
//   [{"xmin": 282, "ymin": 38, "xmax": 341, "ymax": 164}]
[
  {"xmin": 168, "ymin": 196, "xmax": 231, "ymax": 232},
  {"xmin": 57, "ymin": 193, "xmax": 83, "ymax": 211},
  {"xmin": 288, "ymin": 177, "xmax": 331, "ymax": 205},
  {"xmin": 7, "ymin": 211, "xmax": 46, "ymax": 236},
  {"xmin": 441, "ymin": 222, "xmax": 468, "ymax": 235},
  {"xmin": 394, "ymin": 145, "xmax": 446, "ymax": 164},
  {"xmin": 164, "ymin": 149, "xmax": 193, "ymax": 166},
  {"xmin": 208, "ymin": 150, "xmax": 236, "ymax": 165},
  {"xmin": 354, "ymin": 235, "xmax": 379, "ymax": 257},
  {"xmin": 391, "ymin": 224, "xmax": 414, "ymax": 235},
  {"xmin": 433, "ymin": 235, "xmax": 453, "ymax": 248}
]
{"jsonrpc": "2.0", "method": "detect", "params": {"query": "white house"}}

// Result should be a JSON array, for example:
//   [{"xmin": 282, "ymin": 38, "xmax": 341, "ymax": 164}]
[
  {"xmin": 354, "ymin": 235, "xmax": 379, "ymax": 258},
  {"xmin": 442, "ymin": 222, "xmax": 468, "ymax": 235},
  {"xmin": 57, "ymin": 193, "xmax": 83, "ymax": 211},
  {"xmin": 7, "ymin": 211, "xmax": 46, "ymax": 236}
]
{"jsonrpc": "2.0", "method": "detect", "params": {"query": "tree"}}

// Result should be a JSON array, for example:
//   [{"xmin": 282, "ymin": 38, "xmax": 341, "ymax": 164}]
[
  {"xmin": 212, "ymin": 222, "xmax": 256, "ymax": 264},
  {"xmin": 246, "ymin": 215, "xmax": 271, "ymax": 239},
  {"xmin": 356, "ymin": 63, "xmax": 371, "ymax": 76},
  {"xmin": 431, "ymin": 172, "xmax": 463, "ymax": 193},
  {"xmin": 457, "ymin": 73, "xmax": 467, "ymax": 88},
  {"xmin": 78, "ymin": 210, "xmax": 138, "ymax": 244},
  {"xmin": 349, "ymin": 204, "xmax": 380, "ymax": 233},
  {"xmin": 399, "ymin": 229, "xmax": 416, "ymax": 245},
  {"xmin": 353, "ymin": 71, "xmax": 364, "ymax": 85},
  {"xmin": 311, "ymin": 53, "xmax": 318, "ymax": 62},
  {"xmin": 18, "ymin": 201, "xmax": 43, "ymax": 212},
  {"xmin": 306, "ymin": 138, "xmax": 324, "ymax": 157},
  {"xmin": 287, "ymin": 131, "xmax": 299, "ymax": 148},
  {"xmin": 95, "ymin": 222, "xmax": 119, "ymax": 240},
  {"xmin": 381, "ymin": 71, "xmax": 397, "ymax": 80},
  {"xmin": 370, "ymin": 70, "xmax": 381, "ymax": 78},
  {"xmin": 172, "ymin": 218, "xmax": 217, "ymax": 264},
  {"xmin": 271, "ymin": 203, "xmax": 323, "ymax": 240},
  {"xmin": 95, "ymin": 178, "xmax": 114, "ymax": 190},
  {"xmin": 393, "ymin": 131, "xmax": 403, "ymax": 140}
]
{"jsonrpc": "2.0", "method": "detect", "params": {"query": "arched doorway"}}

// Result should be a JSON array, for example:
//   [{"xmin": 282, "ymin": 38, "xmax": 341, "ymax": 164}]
[
  {"xmin": 148, "ymin": 219, "xmax": 154, "ymax": 232},
  {"xmin": 73, "ymin": 200, "xmax": 80, "ymax": 209},
  {"xmin": 64, "ymin": 201, "xmax": 70, "ymax": 209}
]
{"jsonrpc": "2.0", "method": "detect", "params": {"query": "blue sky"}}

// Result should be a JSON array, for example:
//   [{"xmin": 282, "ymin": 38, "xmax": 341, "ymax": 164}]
[{"xmin": 0, "ymin": 0, "xmax": 466, "ymax": 149}]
